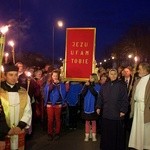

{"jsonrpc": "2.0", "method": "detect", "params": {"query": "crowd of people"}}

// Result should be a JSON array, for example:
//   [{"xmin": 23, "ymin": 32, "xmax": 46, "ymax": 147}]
[{"xmin": 0, "ymin": 61, "xmax": 150, "ymax": 150}]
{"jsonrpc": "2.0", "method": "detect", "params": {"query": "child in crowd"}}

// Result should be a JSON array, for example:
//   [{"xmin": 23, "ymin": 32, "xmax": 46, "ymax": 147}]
[
  {"xmin": 80, "ymin": 73, "xmax": 100, "ymax": 142},
  {"xmin": 44, "ymin": 70, "xmax": 68, "ymax": 141},
  {"xmin": 66, "ymin": 81, "xmax": 82, "ymax": 129}
]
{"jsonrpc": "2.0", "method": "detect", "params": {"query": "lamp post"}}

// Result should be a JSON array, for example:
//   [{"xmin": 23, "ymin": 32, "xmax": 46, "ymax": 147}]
[
  {"xmin": 8, "ymin": 40, "xmax": 15, "ymax": 64},
  {"xmin": 52, "ymin": 20, "xmax": 64, "ymax": 66}
]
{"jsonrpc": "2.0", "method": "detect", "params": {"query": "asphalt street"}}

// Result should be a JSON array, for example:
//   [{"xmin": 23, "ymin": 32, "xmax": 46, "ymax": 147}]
[{"xmin": 25, "ymin": 121, "xmax": 100, "ymax": 150}]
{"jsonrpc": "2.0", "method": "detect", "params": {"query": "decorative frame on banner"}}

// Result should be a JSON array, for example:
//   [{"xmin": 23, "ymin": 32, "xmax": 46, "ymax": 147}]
[{"xmin": 64, "ymin": 28, "xmax": 96, "ymax": 81}]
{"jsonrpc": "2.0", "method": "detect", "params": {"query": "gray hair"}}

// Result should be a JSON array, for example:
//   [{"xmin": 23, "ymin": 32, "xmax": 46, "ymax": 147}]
[{"xmin": 139, "ymin": 62, "xmax": 150, "ymax": 73}]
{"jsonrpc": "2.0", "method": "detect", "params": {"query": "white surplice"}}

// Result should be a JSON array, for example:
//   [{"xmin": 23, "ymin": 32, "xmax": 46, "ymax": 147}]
[
  {"xmin": 129, "ymin": 74, "xmax": 150, "ymax": 150},
  {"xmin": 8, "ymin": 92, "xmax": 32, "ymax": 150}
]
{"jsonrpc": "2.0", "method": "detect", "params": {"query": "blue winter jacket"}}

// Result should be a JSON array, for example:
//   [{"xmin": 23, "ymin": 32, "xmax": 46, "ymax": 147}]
[
  {"xmin": 44, "ymin": 82, "xmax": 67, "ymax": 106},
  {"xmin": 66, "ymin": 83, "xmax": 83, "ymax": 106},
  {"xmin": 83, "ymin": 83, "xmax": 101, "ymax": 114}
]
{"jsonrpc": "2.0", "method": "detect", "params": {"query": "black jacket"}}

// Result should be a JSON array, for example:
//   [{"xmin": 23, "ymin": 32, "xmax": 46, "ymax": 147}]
[
  {"xmin": 97, "ymin": 79, "xmax": 129, "ymax": 120},
  {"xmin": 0, "ymin": 99, "xmax": 10, "ymax": 141}
]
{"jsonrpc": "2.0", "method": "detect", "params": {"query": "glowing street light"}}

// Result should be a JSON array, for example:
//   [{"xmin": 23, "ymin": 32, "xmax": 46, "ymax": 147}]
[
  {"xmin": 59, "ymin": 57, "xmax": 63, "ymax": 61},
  {"xmin": 52, "ymin": 20, "xmax": 64, "ymax": 65},
  {"xmin": 8, "ymin": 40, "xmax": 15, "ymax": 64},
  {"xmin": 111, "ymin": 56, "xmax": 115, "ymax": 60},
  {"xmin": 57, "ymin": 21, "xmax": 64, "ymax": 27},
  {"xmin": 104, "ymin": 59, "xmax": 107, "ymax": 62}
]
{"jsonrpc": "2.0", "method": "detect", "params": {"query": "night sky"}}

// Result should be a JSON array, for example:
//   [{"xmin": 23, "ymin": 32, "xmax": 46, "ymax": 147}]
[{"xmin": 1, "ymin": 0, "xmax": 150, "ymax": 61}]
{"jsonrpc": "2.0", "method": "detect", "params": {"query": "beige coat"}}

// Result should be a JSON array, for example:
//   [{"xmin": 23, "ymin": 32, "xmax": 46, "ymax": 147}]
[{"xmin": 131, "ymin": 76, "xmax": 150, "ymax": 123}]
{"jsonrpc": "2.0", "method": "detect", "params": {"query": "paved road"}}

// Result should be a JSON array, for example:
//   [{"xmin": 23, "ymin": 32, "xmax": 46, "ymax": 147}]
[{"xmin": 25, "ymin": 121, "xmax": 100, "ymax": 150}]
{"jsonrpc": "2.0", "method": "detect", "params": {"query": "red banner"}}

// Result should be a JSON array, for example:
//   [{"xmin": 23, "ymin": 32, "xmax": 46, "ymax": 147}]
[{"xmin": 64, "ymin": 28, "xmax": 96, "ymax": 81}]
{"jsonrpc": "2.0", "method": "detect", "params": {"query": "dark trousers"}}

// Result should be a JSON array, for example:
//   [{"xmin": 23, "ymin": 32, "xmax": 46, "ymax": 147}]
[
  {"xmin": 68, "ymin": 106, "xmax": 78, "ymax": 128},
  {"xmin": 101, "ymin": 118, "xmax": 125, "ymax": 150}
]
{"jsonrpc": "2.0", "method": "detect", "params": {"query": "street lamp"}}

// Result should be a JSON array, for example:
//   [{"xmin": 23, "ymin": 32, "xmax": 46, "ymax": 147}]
[
  {"xmin": 57, "ymin": 21, "xmax": 64, "ymax": 27},
  {"xmin": 52, "ymin": 20, "xmax": 64, "ymax": 66},
  {"xmin": 111, "ymin": 56, "xmax": 115, "ymax": 60},
  {"xmin": 59, "ymin": 57, "xmax": 63, "ymax": 61},
  {"xmin": 8, "ymin": 40, "xmax": 15, "ymax": 64}
]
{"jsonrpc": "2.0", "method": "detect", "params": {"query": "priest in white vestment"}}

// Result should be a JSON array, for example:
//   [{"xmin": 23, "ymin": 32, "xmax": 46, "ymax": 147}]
[
  {"xmin": 129, "ymin": 62, "xmax": 150, "ymax": 150},
  {"xmin": 0, "ymin": 63, "xmax": 32, "ymax": 150}
]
